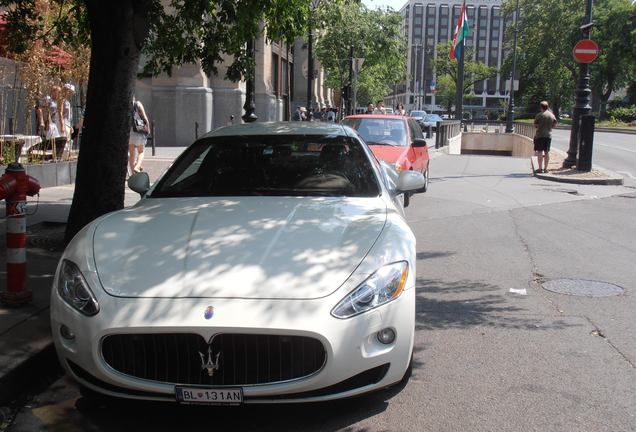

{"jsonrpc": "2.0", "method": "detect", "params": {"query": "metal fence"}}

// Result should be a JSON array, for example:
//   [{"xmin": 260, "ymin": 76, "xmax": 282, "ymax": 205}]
[
  {"xmin": 512, "ymin": 122, "xmax": 534, "ymax": 139},
  {"xmin": 435, "ymin": 120, "xmax": 462, "ymax": 149}
]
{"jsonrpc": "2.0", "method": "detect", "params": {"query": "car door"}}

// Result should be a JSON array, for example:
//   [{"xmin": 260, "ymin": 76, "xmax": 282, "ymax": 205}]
[{"xmin": 407, "ymin": 119, "xmax": 428, "ymax": 173}]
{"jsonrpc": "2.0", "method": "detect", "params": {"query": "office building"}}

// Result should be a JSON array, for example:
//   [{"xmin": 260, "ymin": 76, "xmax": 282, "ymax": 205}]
[{"xmin": 393, "ymin": 0, "xmax": 512, "ymax": 118}]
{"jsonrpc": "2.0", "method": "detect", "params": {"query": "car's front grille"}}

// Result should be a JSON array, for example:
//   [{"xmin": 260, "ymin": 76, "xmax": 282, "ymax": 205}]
[{"xmin": 101, "ymin": 333, "xmax": 326, "ymax": 386}]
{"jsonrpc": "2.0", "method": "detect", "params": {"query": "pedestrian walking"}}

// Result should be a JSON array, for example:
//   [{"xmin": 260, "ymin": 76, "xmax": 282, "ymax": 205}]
[
  {"xmin": 327, "ymin": 107, "xmax": 336, "ymax": 122},
  {"xmin": 129, "ymin": 96, "xmax": 150, "ymax": 174},
  {"xmin": 533, "ymin": 100, "xmax": 557, "ymax": 174},
  {"xmin": 395, "ymin": 103, "xmax": 406, "ymax": 116},
  {"xmin": 366, "ymin": 103, "xmax": 375, "ymax": 114}
]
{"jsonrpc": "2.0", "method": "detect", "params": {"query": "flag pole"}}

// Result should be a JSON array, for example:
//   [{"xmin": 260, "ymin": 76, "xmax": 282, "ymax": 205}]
[
  {"xmin": 454, "ymin": 2, "xmax": 466, "ymax": 122},
  {"xmin": 455, "ymin": 30, "xmax": 464, "ymax": 121}
]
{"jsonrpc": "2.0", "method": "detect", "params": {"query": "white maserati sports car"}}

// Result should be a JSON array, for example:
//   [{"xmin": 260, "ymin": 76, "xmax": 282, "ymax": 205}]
[{"xmin": 51, "ymin": 121, "xmax": 425, "ymax": 404}]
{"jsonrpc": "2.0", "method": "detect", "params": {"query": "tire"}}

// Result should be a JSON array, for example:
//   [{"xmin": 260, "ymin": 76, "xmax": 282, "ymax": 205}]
[{"xmin": 417, "ymin": 163, "xmax": 429, "ymax": 193}]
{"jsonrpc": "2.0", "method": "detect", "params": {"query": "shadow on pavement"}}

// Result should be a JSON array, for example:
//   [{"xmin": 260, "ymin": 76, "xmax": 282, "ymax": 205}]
[{"xmin": 415, "ymin": 277, "xmax": 575, "ymax": 332}]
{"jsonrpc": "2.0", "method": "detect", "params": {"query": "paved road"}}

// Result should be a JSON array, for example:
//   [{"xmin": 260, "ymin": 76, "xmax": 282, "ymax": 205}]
[
  {"xmin": 7, "ymin": 153, "xmax": 636, "ymax": 432},
  {"xmin": 551, "ymin": 129, "xmax": 636, "ymax": 187}
]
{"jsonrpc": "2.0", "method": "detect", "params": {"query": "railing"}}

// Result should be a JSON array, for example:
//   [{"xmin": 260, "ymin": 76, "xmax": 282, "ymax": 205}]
[
  {"xmin": 513, "ymin": 122, "xmax": 534, "ymax": 139},
  {"xmin": 435, "ymin": 120, "xmax": 462, "ymax": 149}
]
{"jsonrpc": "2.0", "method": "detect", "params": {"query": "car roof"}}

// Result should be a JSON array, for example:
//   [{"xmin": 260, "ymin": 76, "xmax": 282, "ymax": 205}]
[
  {"xmin": 343, "ymin": 114, "xmax": 411, "ymax": 120},
  {"xmin": 201, "ymin": 121, "xmax": 349, "ymax": 138}
]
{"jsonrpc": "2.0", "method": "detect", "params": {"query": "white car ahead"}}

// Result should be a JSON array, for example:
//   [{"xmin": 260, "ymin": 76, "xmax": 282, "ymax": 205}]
[{"xmin": 51, "ymin": 122, "xmax": 424, "ymax": 405}]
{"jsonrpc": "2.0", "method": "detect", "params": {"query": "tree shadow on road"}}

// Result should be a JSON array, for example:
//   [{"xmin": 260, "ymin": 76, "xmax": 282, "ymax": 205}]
[{"xmin": 415, "ymin": 277, "xmax": 573, "ymax": 332}]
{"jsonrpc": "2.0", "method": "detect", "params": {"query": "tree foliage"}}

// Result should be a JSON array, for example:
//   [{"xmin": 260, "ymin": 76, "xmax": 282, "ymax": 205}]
[
  {"xmin": 435, "ymin": 42, "xmax": 497, "ymax": 94},
  {"xmin": 434, "ymin": 42, "xmax": 496, "ymax": 114},
  {"xmin": 0, "ymin": 0, "xmax": 314, "ymax": 240},
  {"xmin": 501, "ymin": 0, "xmax": 636, "ymax": 118},
  {"xmin": 434, "ymin": 74, "xmax": 456, "ymax": 116},
  {"xmin": 314, "ymin": 3, "xmax": 407, "ymax": 106},
  {"xmin": 589, "ymin": 0, "xmax": 636, "ymax": 118}
]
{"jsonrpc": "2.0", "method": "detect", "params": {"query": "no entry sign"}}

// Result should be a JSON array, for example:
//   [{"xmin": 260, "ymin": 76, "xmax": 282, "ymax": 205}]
[{"xmin": 573, "ymin": 39, "xmax": 599, "ymax": 63}]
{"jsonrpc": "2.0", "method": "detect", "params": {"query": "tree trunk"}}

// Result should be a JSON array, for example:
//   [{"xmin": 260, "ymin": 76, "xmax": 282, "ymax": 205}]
[{"xmin": 65, "ymin": 0, "xmax": 150, "ymax": 242}]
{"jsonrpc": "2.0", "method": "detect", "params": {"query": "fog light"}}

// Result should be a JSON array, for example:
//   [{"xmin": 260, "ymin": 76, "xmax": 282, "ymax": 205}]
[
  {"xmin": 377, "ymin": 328, "xmax": 396, "ymax": 345},
  {"xmin": 60, "ymin": 324, "xmax": 75, "ymax": 340}
]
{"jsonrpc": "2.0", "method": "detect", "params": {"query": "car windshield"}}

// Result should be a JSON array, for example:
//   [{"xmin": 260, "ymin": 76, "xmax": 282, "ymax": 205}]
[
  {"xmin": 425, "ymin": 115, "xmax": 441, "ymax": 122},
  {"xmin": 410, "ymin": 111, "xmax": 426, "ymax": 118},
  {"xmin": 151, "ymin": 135, "xmax": 380, "ymax": 198},
  {"xmin": 341, "ymin": 118, "xmax": 407, "ymax": 147}
]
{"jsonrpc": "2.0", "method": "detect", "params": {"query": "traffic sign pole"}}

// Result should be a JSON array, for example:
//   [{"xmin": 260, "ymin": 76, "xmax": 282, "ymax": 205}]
[{"xmin": 564, "ymin": 0, "xmax": 595, "ymax": 169}]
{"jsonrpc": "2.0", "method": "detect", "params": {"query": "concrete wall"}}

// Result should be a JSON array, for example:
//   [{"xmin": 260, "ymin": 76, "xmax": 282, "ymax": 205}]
[
  {"xmin": 147, "ymin": 63, "xmax": 213, "ymax": 147},
  {"xmin": 461, "ymin": 132, "xmax": 534, "ymax": 157},
  {"xmin": 25, "ymin": 161, "xmax": 77, "ymax": 188}
]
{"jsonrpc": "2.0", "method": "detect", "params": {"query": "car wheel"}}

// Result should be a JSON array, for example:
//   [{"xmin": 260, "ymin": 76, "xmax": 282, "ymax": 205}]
[{"xmin": 417, "ymin": 164, "xmax": 429, "ymax": 193}]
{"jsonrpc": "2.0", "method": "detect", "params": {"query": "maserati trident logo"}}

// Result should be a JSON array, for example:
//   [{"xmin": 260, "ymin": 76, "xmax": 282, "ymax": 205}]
[{"xmin": 199, "ymin": 345, "xmax": 221, "ymax": 377}]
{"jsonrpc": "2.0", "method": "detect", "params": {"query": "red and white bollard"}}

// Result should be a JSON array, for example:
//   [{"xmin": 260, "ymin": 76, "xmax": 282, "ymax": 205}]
[{"xmin": 0, "ymin": 163, "xmax": 40, "ymax": 306}]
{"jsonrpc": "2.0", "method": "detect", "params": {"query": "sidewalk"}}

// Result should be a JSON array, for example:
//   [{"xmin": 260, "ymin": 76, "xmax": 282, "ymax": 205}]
[
  {"xmin": 0, "ymin": 147, "xmax": 178, "ymax": 409},
  {"xmin": 0, "ymin": 144, "xmax": 625, "ymax": 409}
]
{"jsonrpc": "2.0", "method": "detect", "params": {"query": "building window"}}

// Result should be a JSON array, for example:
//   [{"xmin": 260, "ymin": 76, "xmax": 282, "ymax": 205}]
[{"xmin": 438, "ymin": 5, "xmax": 449, "ymax": 42}]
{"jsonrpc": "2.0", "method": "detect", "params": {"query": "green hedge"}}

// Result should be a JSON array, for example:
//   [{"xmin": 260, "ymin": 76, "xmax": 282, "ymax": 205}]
[{"xmin": 607, "ymin": 106, "xmax": 636, "ymax": 123}]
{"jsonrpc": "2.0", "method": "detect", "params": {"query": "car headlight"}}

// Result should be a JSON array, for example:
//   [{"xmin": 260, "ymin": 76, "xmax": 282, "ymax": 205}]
[
  {"xmin": 332, "ymin": 261, "xmax": 408, "ymax": 319},
  {"xmin": 57, "ymin": 259, "xmax": 99, "ymax": 316}
]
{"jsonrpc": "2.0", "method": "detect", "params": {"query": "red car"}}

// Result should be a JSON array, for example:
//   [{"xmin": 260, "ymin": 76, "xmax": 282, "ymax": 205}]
[{"xmin": 342, "ymin": 114, "xmax": 430, "ymax": 194}]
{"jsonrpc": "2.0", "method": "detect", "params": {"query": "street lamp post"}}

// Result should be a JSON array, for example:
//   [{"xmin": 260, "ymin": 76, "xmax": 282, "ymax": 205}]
[
  {"xmin": 242, "ymin": 39, "xmax": 258, "ymax": 123},
  {"xmin": 563, "ymin": 0, "xmax": 594, "ymax": 168},
  {"xmin": 505, "ymin": 0, "xmax": 519, "ymax": 133},
  {"xmin": 412, "ymin": 42, "xmax": 421, "ymax": 111}
]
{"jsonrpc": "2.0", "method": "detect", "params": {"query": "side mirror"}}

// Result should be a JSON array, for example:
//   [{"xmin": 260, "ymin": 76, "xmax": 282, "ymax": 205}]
[
  {"xmin": 128, "ymin": 171, "xmax": 150, "ymax": 197},
  {"xmin": 397, "ymin": 170, "xmax": 425, "ymax": 193},
  {"xmin": 412, "ymin": 138, "xmax": 427, "ymax": 148}
]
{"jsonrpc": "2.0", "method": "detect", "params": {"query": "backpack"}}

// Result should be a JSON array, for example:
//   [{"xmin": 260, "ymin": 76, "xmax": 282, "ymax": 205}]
[{"xmin": 132, "ymin": 102, "xmax": 146, "ymax": 133}]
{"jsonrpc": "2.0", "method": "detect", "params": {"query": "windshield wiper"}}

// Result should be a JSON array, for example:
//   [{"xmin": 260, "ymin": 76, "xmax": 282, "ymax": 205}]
[{"xmin": 365, "ymin": 141, "xmax": 396, "ymax": 146}]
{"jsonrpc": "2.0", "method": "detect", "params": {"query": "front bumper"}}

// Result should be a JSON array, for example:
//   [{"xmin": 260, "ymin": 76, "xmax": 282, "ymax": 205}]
[{"xmin": 51, "ymin": 283, "xmax": 415, "ymax": 403}]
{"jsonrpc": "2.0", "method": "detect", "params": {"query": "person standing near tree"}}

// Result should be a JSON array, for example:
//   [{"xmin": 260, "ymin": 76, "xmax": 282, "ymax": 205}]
[
  {"xmin": 129, "ymin": 96, "xmax": 150, "ymax": 173},
  {"xmin": 533, "ymin": 100, "xmax": 557, "ymax": 174}
]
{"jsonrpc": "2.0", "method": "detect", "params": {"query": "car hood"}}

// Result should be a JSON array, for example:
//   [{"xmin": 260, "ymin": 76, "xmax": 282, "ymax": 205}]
[
  {"xmin": 93, "ymin": 197, "xmax": 386, "ymax": 299},
  {"xmin": 369, "ymin": 145, "xmax": 409, "ymax": 164}
]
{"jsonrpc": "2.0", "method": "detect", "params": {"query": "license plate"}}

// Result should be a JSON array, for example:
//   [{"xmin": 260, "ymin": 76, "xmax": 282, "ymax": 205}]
[{"xmin": 175, "ymin": 386, "xmax": 243, "ymax": 405}]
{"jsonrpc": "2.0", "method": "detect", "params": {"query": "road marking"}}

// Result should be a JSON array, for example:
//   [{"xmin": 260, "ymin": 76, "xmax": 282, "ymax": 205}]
[
  {"xmin": 596, "ymin": 143, "xmax": 636, "ymax": 154},
  {"xmin": 509, "ymin": 288, "xmax": 527, "ymax": 295},
  {"xmin": 616, "ymin": 171, "xmax": 636, "ymax": 180}
]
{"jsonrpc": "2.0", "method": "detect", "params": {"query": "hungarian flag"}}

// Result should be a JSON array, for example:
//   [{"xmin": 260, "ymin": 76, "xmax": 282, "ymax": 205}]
[{"xmin": 449, "ymin": 2, "xmax": 469, "ymax": 61}]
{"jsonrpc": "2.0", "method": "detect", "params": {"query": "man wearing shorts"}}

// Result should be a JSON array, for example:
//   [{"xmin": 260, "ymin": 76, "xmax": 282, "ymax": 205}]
[{"xmin": 533, "ymin": 101, "xmax": 557, "ymax": 174}]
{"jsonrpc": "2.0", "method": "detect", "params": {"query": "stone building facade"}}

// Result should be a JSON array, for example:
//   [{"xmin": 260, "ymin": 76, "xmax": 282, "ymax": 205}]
[{"xmin": 136, "ymin": 35, "xmax": 333, "ymax": 147}]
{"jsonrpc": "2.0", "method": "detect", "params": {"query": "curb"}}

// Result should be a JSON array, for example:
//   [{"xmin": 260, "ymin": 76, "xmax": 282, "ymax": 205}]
[
  {"xmin": 534, "ymin": 171, "xmax": 624, "ymax": 185},
  {"xmin": 552, "ymin": 125, "xmax": 636, "ymax": 135},
  {"xmin": 531, "ymin": 153, "xmax": 624, "ymax": 186}
]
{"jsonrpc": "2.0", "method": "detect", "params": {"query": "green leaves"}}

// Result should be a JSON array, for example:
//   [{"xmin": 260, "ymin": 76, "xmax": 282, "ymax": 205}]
[
  {"xmin": 314, "ymin": 2, "xmax": 406, "ymax": 104},
  {"xmin": 501, "ymin": 0, "xmax": 636, "ymax": 117}
]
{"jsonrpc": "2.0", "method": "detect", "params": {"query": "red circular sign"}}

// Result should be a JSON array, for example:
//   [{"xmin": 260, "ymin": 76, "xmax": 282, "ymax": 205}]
[{"xmin": 573, "ymin": 39, "xmax": 599, "ymax": 63}]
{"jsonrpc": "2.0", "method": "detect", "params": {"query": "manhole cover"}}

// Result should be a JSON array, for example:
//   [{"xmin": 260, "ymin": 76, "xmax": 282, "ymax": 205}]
[{"xmin": 542, "ymin": 279, "xmax": 625, "ymax": 297}]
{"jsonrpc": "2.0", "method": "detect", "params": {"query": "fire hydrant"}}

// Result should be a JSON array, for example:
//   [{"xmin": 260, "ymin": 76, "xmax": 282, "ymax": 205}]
[{"xmin": 0, "ymin": 163, "xmax": 40, "ymax": 306}]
